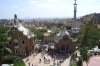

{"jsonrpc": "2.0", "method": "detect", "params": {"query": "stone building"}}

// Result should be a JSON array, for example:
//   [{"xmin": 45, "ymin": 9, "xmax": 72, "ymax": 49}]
[
  {"xmin": 7, "ymin": 14, "xmax": 34, "ymax": 56},
  {"xmin": 54, "ymin": 0, "xmax": 79, "ymax": 53},
  {"xmin": 43, "ymin": 32, "xmax": 54, "ymax": 44}
]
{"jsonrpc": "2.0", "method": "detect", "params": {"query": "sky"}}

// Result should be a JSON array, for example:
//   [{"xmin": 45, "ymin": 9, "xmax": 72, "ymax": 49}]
[{"xmin": 0, "ymin": 0, "xmax": 100, "ymax": 19}]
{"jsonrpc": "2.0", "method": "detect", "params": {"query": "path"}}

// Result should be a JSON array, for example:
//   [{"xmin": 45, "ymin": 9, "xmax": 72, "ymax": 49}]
[
  {"xmin": 23, "ymin": 53, "xmax": 71, "ymax": 66},
  {"xmin": 83, "ymin": 56, "xmax": 100, "ymax": 66}
]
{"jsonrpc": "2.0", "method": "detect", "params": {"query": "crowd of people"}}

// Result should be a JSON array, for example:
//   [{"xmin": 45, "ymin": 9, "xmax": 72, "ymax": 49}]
[
  {"xmin": 23, "ymin": 46, "xmax": 71, "ymax": 66},
  {"xmin": 25, "ymin": 52, "xmax": 63, "ymax": 66},
  {"xmin": 38, "ymin": 52, "xmax": 62, "ymax": 66}
]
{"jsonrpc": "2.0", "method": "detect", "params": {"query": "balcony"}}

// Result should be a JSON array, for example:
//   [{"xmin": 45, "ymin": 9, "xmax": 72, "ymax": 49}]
[{"xmin": 14, "ymin": 43, "xmax": 19, "ymax": 48}]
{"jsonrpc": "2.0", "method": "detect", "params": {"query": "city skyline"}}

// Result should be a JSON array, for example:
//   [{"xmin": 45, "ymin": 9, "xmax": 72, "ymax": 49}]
[{"xmin": 0, "ymin": 0, "xmax": 100, "ymax": 19}]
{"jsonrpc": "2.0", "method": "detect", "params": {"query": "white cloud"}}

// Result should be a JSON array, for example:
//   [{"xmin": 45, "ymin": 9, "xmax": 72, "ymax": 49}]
[
  {"xmin": 28, "ymin": 0, "xmax": 69, "ymax": 10},
  {"xmin": 16, "ymin": 0, "xmax": 75, "ymax": 18},
  {"xmin": 29, "ymin": 0, "xmax": 38, "ymax": 5},
  {"xmin": 3, "ymin": 0, "xmax": 100, "ymax": 18}
]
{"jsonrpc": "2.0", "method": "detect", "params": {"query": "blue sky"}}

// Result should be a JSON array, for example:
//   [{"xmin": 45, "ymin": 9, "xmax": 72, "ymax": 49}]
[{"xmin": 0, "ymin": 0, "xmax": 100, "ymax": 19}]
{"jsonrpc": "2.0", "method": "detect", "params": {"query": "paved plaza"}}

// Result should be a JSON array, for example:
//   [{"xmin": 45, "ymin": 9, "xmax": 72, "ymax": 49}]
[
  {"xmin": 83, "ymin": 56, "xmax": 100, "ymax": 66},
  {"xmin": 23, "ymin": 53, "xmax": 70, "ymax": 66}
]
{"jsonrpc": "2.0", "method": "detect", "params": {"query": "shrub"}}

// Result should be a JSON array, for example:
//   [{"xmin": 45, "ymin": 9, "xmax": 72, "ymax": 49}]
[
  {"xmin": 13, "ymin": 58, "xmax": 25, "ymax": 66},
  {"xmin": 77, "ymin": 58, "xmax": 82, "ymax": 66},
  {"xmin": 2, "ymin": 55, "xmax": 25, "ymax": 66},
  {"xmin": 2, "ymin": 56, "xmax": 16, "ymax": 64},
  {"xmin": 94, "ymin": 52, "xmax": 97, "ymax": 56},
  {"xmin": 71, "ymin": 59, "xmax": 78, "ymax": 66},
  {"xmin": 90, "ymin": 53, "xmax": 93, "ymax": 57},
  {"xmin": 99, "ymin": 52, "xmax": 100, "ymax": 55}
]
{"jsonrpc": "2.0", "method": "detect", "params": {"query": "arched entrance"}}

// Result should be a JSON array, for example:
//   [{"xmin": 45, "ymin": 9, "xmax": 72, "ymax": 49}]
[
  {"xmin": 61, "ymin": 44, "xmax": 66, "ymax": 51},
  {"xmin": 60, "ymin": 44, "xmax": 70, "ymax": 53}
]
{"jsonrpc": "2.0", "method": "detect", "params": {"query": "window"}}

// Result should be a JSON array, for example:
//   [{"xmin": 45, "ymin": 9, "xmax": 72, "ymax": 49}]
[
  {"xmin": 21, "ymin": 50, "xmax": 24, "ymax": 55},
  {"xmin": 12, "ymin": 29, "xmax": 17, "ymax": 33},
  {"xmin": 22, "ymin": 41, "xmax": 25, "ymax": 44},
  {"xmin": 32, "ymin": 46, "xmax": 34, "ymax": 50},
  {"xmin": 18, "ymin": 34, "xmax": 20, "ymax": 38},
  {"xmin": 15, "ymin": 29, "xmax": 17, "ymax": 32},
  {"xmin": 9, "ymin": 42, "xmax": 11, "ymax": 45},
  {"xmin": 14, "ymin": 39, "xmax": 18, "ymax": 46},
  {"xmin": 15, "ymin": 49, "xmax": 17, "ymax": 54},
  {"xmin": 14, "ymin": 29, "xmax": 16, "ymax": 33}
]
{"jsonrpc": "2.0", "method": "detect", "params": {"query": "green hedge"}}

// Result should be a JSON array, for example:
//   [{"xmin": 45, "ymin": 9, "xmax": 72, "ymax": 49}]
[
  {"xmin": 2, "ymin": 56, "xmax": 25, "ymax": 66},
  {"xmin": 2, "ymin": 56, "xmax": 16, "ymax": 64},
  {"xmin": 13, "ymin": 58, "xmax": 25, "ymax": 66},
  {"xmin": 71, "ymin": 59, "xmax": 78, "ymax": 66}
]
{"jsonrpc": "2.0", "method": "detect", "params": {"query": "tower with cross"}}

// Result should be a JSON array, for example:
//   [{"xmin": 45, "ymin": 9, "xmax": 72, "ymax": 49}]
[
  {"xmin": 10, "ymin": 14, "xmax": 19, "ymax": 27},
  {"xmin": 14, "ymin": 14, "xmax": 19, "ymax": 26}
]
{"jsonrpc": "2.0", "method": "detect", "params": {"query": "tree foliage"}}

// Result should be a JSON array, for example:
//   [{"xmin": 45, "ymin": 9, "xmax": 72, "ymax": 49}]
[
  {"xmin": 0, "ymin": 27, "xmax": 11, "ymax": 65},
  {"xmin": 79, "ymin": 47, "xmax": 90, "ymax": 66},
  {"xmin": 50, "ymin": 30, "xmax": 60, "ymax": 37},
  {"xmin": 14, "ymin": 57, "xmax": 25, "ymax": 66},
  {"xmin": 56, "ymin": 22, "xmax": 63, "ymax": 28},
  {"xmin": 78, "ymin": 25, "xmax": 100, "ymax": 48},
  {"xmin": 0, "ymin": 27, "xmax": 11, "ymax": 56},
  {"xmin": 66, "ymin": 26, "xmax": 72, "ymax": 30},
  {"xmin": 0, "ymin": 27, "xmax": 10, "ymax": 33},
  {"xmin": 28, "ymin": 26, "xmax": 47, "ymax": 40}
]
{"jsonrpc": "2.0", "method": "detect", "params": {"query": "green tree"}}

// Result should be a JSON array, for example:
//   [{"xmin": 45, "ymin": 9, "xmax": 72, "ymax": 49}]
[
  {"xmin": 0, "ymin": 27, "xmax": 12, "ymax": 65},
  {"xmin": 50, "ymin": 30, "xmax": 60, "ymax": 37},
  {"xmin": 14, "ymin": 58, "xmax": 25, "ymax": 66},
  {"xmin": 56, "ymin": 22, "xmax": 63, "ymax": 28},
  {"xmin": 66, "ymin": 26, "xmax": 72, "ymax": 30},
  {"xmin": 79, "ymin": 47, "xmax": 90, "ymax": 66},
  {"xmin": 28, "ymin": 26, "xmax": 47, "ymax": 40},
  {"xmin": 78, "ymin": 25, "xmax": 100, "ymax": 49}
]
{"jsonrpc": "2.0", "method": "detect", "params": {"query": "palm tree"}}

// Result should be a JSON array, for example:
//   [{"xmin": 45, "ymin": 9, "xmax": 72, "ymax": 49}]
[{"xmin": 0, "ymin": 27, "xmax": 12, "ymax": 65}]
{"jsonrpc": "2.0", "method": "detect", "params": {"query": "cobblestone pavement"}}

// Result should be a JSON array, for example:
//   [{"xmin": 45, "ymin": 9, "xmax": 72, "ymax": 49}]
[
  {"xmin": 83, "ymin": 56, "xmax": 100, "ymax": 66},
  {"xmin": 23, "ymin": 53, "xmax": 70, "ymax": 66}
]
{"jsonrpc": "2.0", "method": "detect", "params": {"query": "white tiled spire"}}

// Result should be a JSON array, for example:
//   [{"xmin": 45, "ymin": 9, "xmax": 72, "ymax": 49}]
[{"xmin": 71, "ymin": 0, "xmax": 79, "ymax": 33}]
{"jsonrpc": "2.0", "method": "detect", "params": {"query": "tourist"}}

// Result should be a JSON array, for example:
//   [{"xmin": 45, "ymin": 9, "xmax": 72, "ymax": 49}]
[
  {"xmin": 60, "ymin": 60, "xmax": 62, "ymax": 65},
  {"xmin": 44, "ymin": 56, "xmax": 45, "ymax": 60},
  {"xmin": 53, "ymin": 60, "xmax": 55, "ymax": 66},
  {"xmin": 57, "ymin": 61, "xmax": 59, "ymax": 66},
  {"xmin": 47, "ymin": 59, "xmax": 50, "ymax": 64},
  {"xmin": 32, "ymin": 63, "xmax": 33, "ymax": 66},
  {"xmin": 54, "ymin": 55, "xmax": 56, "ymax": 59},
  {"xmin": 26, "ymin": 58, "xmax": 29, "ymax": 62},
  {"xmin": 39, "ymin": 58, "xmax": 41, "ymax": 63},
  {"xmin": 28, "ymin": 62, "xmax": 30, "ymax": 66},
  {"xmin": 28, "ymin": 58, "xmax": 29, "ymax": 61},
  {"xmin": 45, "ymin": 59, "xmax": 47, "ymax": 64},
  {"xmin": 39, "ymin": 58, "xmax": 40, "ymax": 63}
]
